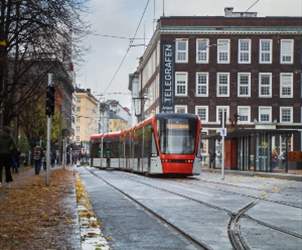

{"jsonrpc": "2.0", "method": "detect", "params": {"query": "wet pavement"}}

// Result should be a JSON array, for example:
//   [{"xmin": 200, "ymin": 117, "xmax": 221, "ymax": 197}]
[
  {"xmin": 78, "ymin": 168, "xmax": 197, "ymax": 250},
  {"xmin": 78, "ymin": 167, "xmax": 302, "ymax": 250}
]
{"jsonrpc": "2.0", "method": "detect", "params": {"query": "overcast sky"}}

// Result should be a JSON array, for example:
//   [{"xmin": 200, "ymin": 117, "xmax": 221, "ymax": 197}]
[{"xmin": 76, "ymin": 0, "xmax": 302, "ymax": 108}]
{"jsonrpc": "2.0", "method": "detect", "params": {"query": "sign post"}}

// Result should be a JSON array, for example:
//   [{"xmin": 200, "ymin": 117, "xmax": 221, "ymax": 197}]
[
  {"xmin": 46, "ymin": 73, "xmax": 53, "ymax": 186},
  {"xmin": 221, "ymin": 110, "xmax": 226, "ymax": 180}
]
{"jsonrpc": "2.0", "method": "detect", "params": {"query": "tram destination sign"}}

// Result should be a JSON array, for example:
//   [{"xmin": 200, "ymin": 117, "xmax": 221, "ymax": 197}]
[{"xmin": 160, "ymin": 42, "xmax": 175, "ymax": 113}]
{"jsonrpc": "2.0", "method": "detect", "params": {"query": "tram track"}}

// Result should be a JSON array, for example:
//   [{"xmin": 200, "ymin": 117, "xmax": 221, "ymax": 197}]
[
  {"xmin": 85, "ymin": 168, "xmax": 213, "ymax": 250},
  {"xmin": 227, "ymin": 202, "xmax": 256, "ymax": 250},
  {"xmin": 86, "ymin": 168, "xmax": 302, "ymax": 250},
  {"xmin": 106, "ymin": 170, "xmax": 302, "ymax": 240},
  {"xmin": 180, "ymin": 178, "xmax": 302, "ymax": 209}
]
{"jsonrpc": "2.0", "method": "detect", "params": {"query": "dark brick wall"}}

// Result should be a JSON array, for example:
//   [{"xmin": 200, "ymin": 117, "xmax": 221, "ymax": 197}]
[{"xmin": 160, "ymin": 33, "xmax": 302, "ymax": 124}]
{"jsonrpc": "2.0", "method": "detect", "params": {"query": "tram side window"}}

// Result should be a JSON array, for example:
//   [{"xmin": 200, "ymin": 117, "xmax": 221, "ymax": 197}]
[
  {"xmin": 103, "ymin": 139, "xmax": 119, "ymax": 158},
  {"xmin": 90, "ymin": 142, "xmax": 100, "ymax": 157},
  {"xmin": 118, "ymin": 138, "xmax": 125, "ymax": 158},
  {"xmin": 125, "ymin": 136, "xmax": 131, "ymax": 158},
  {"xmin": 134, "ymin": 128, "xmax": 143, "ymax": 158},
  {"xmin": 143, "ymin": 125, "xmax": 152, "ymax": 157}
]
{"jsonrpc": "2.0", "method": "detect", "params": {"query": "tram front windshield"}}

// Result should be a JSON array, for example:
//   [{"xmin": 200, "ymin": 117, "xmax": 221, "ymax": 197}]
[{"xmin": 158, "ymin": 117, "xmax": 196, "ymax": 154}]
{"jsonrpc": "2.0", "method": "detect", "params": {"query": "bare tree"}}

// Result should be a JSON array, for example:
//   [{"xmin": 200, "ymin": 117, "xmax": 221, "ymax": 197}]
[{"xmin": 0, "ymin": 0, "xmax": 88, "ymax": 128}]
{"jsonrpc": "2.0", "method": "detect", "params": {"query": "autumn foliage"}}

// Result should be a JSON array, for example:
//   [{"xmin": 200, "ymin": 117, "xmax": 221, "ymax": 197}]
[{"xmin": 0, "ymin": 168, "xmax": 80, "ymax": 250}]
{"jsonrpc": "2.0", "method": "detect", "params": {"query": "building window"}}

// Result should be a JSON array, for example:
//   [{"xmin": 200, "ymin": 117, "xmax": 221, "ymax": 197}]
[
  {"xmin": 175, "ymin": 72, "xmax": 188, "ymax": 96},
  {"xmin": 217, "ymin": 72, "xmax": 230, "ymax": 97},
  {"xmin": 280, "ymin": 107, "xmax": 293, "ymax": 123},
  {"xmin": 196, "ymin": 39, "xmax": 209, "ymax": 63},
  {"xmin": 237, "ymin": 72, "xmax": 251, "ymax": 97},
  {"xmin": 280, "ymin": 39, "xmax": 294, "ymax": 64},
  {"xmin": 280, "ymin": 73, "xmax": 293, "ymax": 98},
  {"xmin": 259, "ymin": 39, "xmax": 272, "ymax": 64},
  {"xmin": 216, "ymin": 106, "xmax": 229, "ymax": 123},
  {"xmin": 259, "ymin": 73, "xmax": 272, "ymax": 97},
  {"xmin": 195, "ymin": 106, "xmax": 208, "ymax": 122},
  {"xmin": 76, "ymin": 126, "xmax": 80, "ymax": 132},
  {"xmin": 76, "ymin": 107, "xmax": 81, "ymax": 112},
  {"xmin": 238, "ymin": 39, "xmax": 251, "ymax": 64},
  {"xmin": 258, "ymin": 106, "xmax": 272, "ymax": 123},
  {"xmin": 196, "ymin": 72, "xmax": 208, "ymax": 97},
  {"xmin": 217, "ymin": 39, "xmax": 230, "ymax": 64},
  {"xmin": 175, "ymin": 105, "xmax": 187, "ymax": 114},
  {"xmin": 237, "ymin": 106, "xmax": 251, "ymax": 123},
  {"xmin": 175, "ymin": 39, "xmax": 188, "ymax": 63},
  {"xmin": 76, "ymin": 136, "xmax": 80, "ymax": 142}
]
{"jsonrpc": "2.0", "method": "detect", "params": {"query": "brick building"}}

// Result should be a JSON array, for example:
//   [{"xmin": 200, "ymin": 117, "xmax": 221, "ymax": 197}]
[{"xmin": 133, "ymin": 8, "xmax": 302, "ymax": 172}]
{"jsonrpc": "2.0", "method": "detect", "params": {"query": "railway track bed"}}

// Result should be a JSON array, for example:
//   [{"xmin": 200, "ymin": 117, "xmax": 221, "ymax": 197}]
[{"xmin": 80, "ymin": 168, "xmax": 302, "ymax": 250}]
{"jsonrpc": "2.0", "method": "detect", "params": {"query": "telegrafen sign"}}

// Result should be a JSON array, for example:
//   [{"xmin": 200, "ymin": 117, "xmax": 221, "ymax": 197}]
[{"xmin": 160, "ymin": 42, "xmax": 175, "ymax": 113}]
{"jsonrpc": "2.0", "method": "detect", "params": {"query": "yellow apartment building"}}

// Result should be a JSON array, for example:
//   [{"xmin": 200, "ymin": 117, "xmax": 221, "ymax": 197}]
[{"xmin": 75, "ymin": 88, "xmax": 99, "ymax": 146}]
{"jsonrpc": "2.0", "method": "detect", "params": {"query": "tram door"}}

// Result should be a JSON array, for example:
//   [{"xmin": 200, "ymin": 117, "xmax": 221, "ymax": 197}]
[{"xmin": 256, "ymin": 134, "xmax": 270, "ymax": 171}]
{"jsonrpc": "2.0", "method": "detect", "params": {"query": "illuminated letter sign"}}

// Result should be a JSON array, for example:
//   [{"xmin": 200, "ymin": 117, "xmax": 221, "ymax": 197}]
[{"xmin": 160, "ymin": 42, "xmax": 175, "ymax": 113}]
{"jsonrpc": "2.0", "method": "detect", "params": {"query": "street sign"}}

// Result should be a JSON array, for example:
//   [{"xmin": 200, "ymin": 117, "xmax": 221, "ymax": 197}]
[{"xmin": 219, "ymin": 128, "xmax": 227, "ymax": 137}]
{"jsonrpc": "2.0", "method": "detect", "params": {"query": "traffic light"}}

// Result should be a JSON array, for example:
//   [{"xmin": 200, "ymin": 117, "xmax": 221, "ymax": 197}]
[{"xmin": 46, "ymin": 85, "xmax": 55, "ymax": 116}]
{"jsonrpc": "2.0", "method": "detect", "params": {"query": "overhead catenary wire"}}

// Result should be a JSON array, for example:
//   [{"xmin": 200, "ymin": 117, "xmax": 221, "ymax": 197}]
[
  {"xmin": 245, "ymin": 0, "xmax": 261, "ymax": 12},
  {"xmin": 94, "ymin": 33, "xmax": 147, "ymax": 40},
  {"xmin": 103, "ymin": 0, "xmax": 151, "ymax": 95}
]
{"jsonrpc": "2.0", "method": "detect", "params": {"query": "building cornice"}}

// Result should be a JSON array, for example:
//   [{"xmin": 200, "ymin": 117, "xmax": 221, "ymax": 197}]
[{"xmin": 160, "ymin": 26, "xmax": 302, "ymax": 35}]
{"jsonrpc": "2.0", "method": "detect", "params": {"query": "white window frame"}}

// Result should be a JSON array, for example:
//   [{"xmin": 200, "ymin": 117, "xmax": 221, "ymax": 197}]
[
  {"xmin": 259, "ymin": 72, "xmax": 272, "ymax": 98},
  {"xmin": 196, "ymin": 39, "xmax": 209, "ymax": 64},
  {"xmin": 196, "ymin": 72, "xmax": 209, "ymax": 97},
  {"xmin": 217, "ymin": 39, "xmax": 230, "ymax": 64},
  {"xmin": 280, "ymin": 72, "xmax": 293, "ymax": 98},
  {"xmin": 259, "ymin": 39, "xmax": 272, "ymax": 64},
  {"xmin": 216, "ymin": 72, "xmax": 230, "ymax": 97},
  {"xmin": 175, "ymin": 72, "xmax": 188, "ymax": 96},
  {"xmin": 237, "ymin": 72, "xmax": 251, "ymax": 97},
  {"xmin": 258, "ymin": 106, "xmax": 272, "ymax": 123},
  {"xmin": 195, "ymin": 106, "xmax": 209, "ymax": 123},
  {"xmin": 280, "ymin": 39, "xmax": 294, "ymax": 64},
  {"xmin": 216, "ymin": 106, "xmax": 230, "ymax": 123},
  {"xmin": 238, "ymin": 39, "xmax": 251, "ymax": 64},
  {"xmin": 175, "ymin": 38, "xmax": 188, "ymax": 63},
  {"xmin": 280, "ymin": 106, "xmax": 293, "ymax": 123},
  {"xmin": 175, "ymin": 105, "xmax": 187, "ymax": 114},
  {"xmin": 237, "ymin": 106, "xmax": 251, "ymax": 124}
]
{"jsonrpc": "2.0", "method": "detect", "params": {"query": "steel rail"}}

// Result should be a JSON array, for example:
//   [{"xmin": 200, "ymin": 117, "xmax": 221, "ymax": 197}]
[
  {"xmin": 227, "ymin": 202, "xmax": 256, "ymax": 250},
  {"xmin": 174, "ymin": 177, "xmax": 302, "ymax": 209},
  {"xmin": 108, "ymin": 170, "xmax": 302, "ymax": 240},
  {"xmin": 85, "ymin": 168, "xmax": 213, "ymax": 250}
]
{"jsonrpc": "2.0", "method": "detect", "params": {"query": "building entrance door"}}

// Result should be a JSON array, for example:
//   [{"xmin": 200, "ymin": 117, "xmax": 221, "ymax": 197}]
[{"xmin": 256, "ymin": 134, "xmax": 270, "ymax": 171}]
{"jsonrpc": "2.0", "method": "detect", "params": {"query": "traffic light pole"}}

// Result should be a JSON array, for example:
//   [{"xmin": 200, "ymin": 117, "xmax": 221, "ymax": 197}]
[{"xmin": 46, "ymin": 73, "xmax": 53, "ymax": 186}]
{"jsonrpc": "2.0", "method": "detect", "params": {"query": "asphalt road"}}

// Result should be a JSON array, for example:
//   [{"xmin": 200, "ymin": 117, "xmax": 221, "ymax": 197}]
[{"xmin": 78, "ymin": 167, "xmax": 302, "ymax": 250}]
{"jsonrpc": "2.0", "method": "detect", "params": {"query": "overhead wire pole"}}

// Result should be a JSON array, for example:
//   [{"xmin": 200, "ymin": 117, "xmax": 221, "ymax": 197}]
[{"xmin": 103, "ymin": 0, "xmax": 151, "ymax": 95}]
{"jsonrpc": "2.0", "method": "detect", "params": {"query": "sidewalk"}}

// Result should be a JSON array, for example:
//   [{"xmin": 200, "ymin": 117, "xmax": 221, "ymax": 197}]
[
  {"xmin": 0, "ymin": 166, "xmax": 81, "ymax": 250},
  {"xmin": 201, "ymin": 167, "xmax": 302, "ymax": 181}
]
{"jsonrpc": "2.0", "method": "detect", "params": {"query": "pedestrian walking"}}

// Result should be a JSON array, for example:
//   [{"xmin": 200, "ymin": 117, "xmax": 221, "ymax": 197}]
[
  {"xmin": 0, "ymin": 127, "xmax": 16, "ymax": 185},
  {"xmin": 209, "ymin": 151, "xmax": 216, "ymax": 169},
  {"xmin": 11, "ymin": 148, "xmax": 21, "ymax": 173},
  {"xmin": 33, "ymin": 144, "xmax": 43, "ymax": 175}
]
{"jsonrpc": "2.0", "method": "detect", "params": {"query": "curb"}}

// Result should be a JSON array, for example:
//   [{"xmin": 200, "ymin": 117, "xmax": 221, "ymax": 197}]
[{"xmin": 201, "ymin": 168, "xmax": 302, "ymax": 181}]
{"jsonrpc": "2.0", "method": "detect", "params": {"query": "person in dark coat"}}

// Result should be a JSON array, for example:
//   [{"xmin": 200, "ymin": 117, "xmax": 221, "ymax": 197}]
[
  {"xmin": 0, "ymin": 127, "xmax": 16, "ymax": 184},
  {"xmin": 33, "ymin": 144, "xmax": 43, "ymax": 175}
]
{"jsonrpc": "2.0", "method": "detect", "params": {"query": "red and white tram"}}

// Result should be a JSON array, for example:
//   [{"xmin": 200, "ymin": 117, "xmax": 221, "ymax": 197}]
[{"xmin": 90, "ymin": 113, "xmax": 202, "ymax": 175}]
